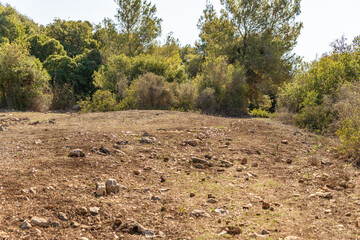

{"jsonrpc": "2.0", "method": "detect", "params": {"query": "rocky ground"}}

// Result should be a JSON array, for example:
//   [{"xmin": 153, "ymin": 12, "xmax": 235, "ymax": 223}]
[{"xmin": 0, "ymin": 110, "xmax": 359, "ymax": 240}]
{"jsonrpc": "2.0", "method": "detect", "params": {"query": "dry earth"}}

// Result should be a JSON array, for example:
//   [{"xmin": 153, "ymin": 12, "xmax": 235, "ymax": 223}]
[{"xmin": 0, "ymin": 110, "xmax": 359, "ymax": 240}]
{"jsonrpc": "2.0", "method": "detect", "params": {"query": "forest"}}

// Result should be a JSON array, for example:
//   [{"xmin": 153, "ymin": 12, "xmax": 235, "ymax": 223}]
[{"xmin": 0, "ymin": 0, "xmax": 359, "ymax": 160}]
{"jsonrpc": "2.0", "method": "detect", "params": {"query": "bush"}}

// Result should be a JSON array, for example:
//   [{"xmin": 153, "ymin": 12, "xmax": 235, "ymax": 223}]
[
  {"xmin": 175, "ymin": 83, "xmax": 198, "ymax": 111},
  {"xmin": 335, "ymin": 82, "xmax": 360, "ymax": 159},
  {"xmin": 0, "ymin": 43, "xmax": 52, "ymax": 111},
  {"xmin": 78, "ymin": 90, "xmax": 117, "ymax": 112},
  {"xmin": 51, "ymin": 83, "xmax": 75, "ymax": 110},
  {"xmin": 198, "ymin": 87, "xmax": 218, "ymax": 114},
  {"xmin": 124, "ymin": 73, "xmax": 175, "ymax": 110},
  {"xmin": 250, "ymin": 108, "xmax": 273, "ymax": 118}
]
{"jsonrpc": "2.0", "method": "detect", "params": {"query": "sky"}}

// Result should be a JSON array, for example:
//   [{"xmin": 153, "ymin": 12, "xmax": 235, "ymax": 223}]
[{"xmin": 3, "ymin": 0, "xmax": 360, "ymax": 61}]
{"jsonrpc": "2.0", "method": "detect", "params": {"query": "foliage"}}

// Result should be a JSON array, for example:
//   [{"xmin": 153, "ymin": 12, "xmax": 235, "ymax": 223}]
[
  {"xmin": 249, "ymin": 108, "xmax": 272, "ymax": 118},
  {"xmin": 46, "ymin": 19, "xmax": 98, "ymax": 57},
  {"xmin": 0, "ymin": 43, "xmax": 52, "ymax": 111},
  {"xmin": 124, "ymin": 73, "xmax": 175, "ymax": 109},
  {"xmin": 27, "ymin": 34, "xmax": 66, "ymax": 62},
  {"xmin": 114, "ymin": 0, "xmax": 162, "ymax": 56},
  {"xmin": 51, "ymin": 83, "xmax": 75, "ymax": 110},
  {"xmin": 78, "ymin": 90, "xmax": 118, "ymax": 112}
]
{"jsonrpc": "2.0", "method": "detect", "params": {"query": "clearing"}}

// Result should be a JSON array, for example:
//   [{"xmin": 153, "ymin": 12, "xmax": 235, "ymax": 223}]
[{"xmin": 0, "ymin": 111, "xmax": 359, "ymax": 240}]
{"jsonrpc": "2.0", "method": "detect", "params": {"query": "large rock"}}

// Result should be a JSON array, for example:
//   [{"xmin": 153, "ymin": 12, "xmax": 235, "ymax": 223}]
[
  {"xmin": 96, "ymin": 182, "xmax": 106, "ymax": 196},
  {"xmin": 31, "ymin": 217, "xmax": 49, "ymax": 227}
]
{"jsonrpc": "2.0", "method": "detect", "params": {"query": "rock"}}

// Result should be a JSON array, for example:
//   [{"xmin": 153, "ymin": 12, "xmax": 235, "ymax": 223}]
[
  {"xmin": 241, "ymin": 158, "xmax": 248, "ymax": 165},
  {"xmin": 252, "ymin": 162, "xmax": 259, "ymax": 167},
  {"xmin": 191, "ymin": 210, "xmax": 211, "ymax": 218},
  {"xmin": 96, "ymin": 182, "xmax": 106, "ymax": 196},
  {"xmin": 20, "ymin": 220, "xmax": 32, "ymax": 229},
  {"xmin": 190, "ymin": 193, "xmax": 195, "ymax": 198},
  {"xmin": 120, "ymin": 219, "xmax": 154, "ymax": 237},
  {"xmin": 284, "ymin": 236, "xmax": 301, "ymax": 240},
  {"xmin": 29, "ymin": 187, "xmax": 37, "ymax": 194},
  {"xmin": 262, "ymin": 202, "xmax": 271, "ymax": 210},
  {"xmin": 50, "ymin": 222, "xmax": 60, "ymax": 227},
  {"xmin": 140, "ymin": 137, "xmax": 155, "ymax": 144},
  {"xmin": 78, "ymin": 238, "xmax": 89, "ymax": 240},
  {"xmin": 105, "ymin": 179, "xmax": 120, "ymax": 194},
  {"xmin": 68, "ymin": 149, "xmax": 85, "ymax": 157},
  {"xmin": 286, "ymin": 159, "xmax": 293, "ymax": 164},
  {"xmin": 29, "ymin": 121, "xmax": 40, "ymax": 125},
  {"xmin": 184, "ymin": 140, "xmax": 198, "ymax": 147},
  {"xmin": 215, "ymin": 208, "xmax": 229, "ymax": 215},
  {"xmin": 58, "ymin": 212, "xmax": 68, "ymax": 221},
  {"xmin": 281, "ymin": 140, "xmax": 289, "ymax": 144},
  {"xmin": 0, "ymin": 125, "xmax": 4, "ymax": 131},
  {"xmin": 226, "ymin": 226, "xmax": 242, "ymax": 235},
  {"xmin": 356, "ymin": 219, "xmax": 360, "ymax": 228},
  {"xmin": 191, "ymin": 157, "xmax": 213, "ymax": 167},
  {"xmin": 89, "ymin": 207, "xmax": 100, "ymax": 216},
  {"xmin": 114, "ymin": 218, "xmax": 122, "ymax": 226},
  {"xmin": 207, "ymin": 198, "xmax": 218, "ymax": 204},
  {"xmin": 133, "ymin": 170, "xmax": 141, "ymax": 175},
  {"xmin": 260, "ymin": 229, "xmax": 270, "ymax": 235},
  {"xmin": 71, "ymin": 221, "xmax": 80, "ymax": 228},
  {"xmin": 220, "ymin": 160, "xmax": 234, "ymax": 168},
  {"xmin": 31, "ymin": 217, "xmax": 49, "ymax": 227},
  {"xmin": 0, "ymin": 231, "xmax": 9, "ymax": 238},
  {"xmin": 78, "ymin": 207, "xmax": 88, "ymax": 215},
  {"xmin": 99, "ymin": 146, "xmax": 111, "ymax": 155},
  {"xmin": 151, "ymin": 196, "xmax": 161, "ymax": 201}
]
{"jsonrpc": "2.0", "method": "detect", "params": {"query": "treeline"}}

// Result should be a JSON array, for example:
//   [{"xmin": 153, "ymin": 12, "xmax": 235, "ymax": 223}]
[{"xmin": 0, "ymin": 0, "xmax": 302, "ymax": 116}]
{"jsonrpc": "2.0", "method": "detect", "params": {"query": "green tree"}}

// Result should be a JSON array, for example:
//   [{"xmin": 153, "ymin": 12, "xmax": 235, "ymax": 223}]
[
  {"xmin": 0, "ymin": 4, "xmax": 26, "ymax": 43},
  {"xmin": 198, "ymin": 0, "xmax": 302, "ymax": 103},
  {"xmin": 27, "ymin": 34, "xmax": 66, "ymax": 62},
  {"xmin": 114, "ymin": 0, "xmax": 162, "ymax": 56},
  {"xmin": 46, "ymin": 19, "xmax": 98, "ymax": 57},
  {"xmin": 0, "ymin": 43, "xmax": 52, "ymax": 110}
]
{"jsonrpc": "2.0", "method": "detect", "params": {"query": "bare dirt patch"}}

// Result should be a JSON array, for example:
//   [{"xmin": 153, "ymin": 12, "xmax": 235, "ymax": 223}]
[{"xmin": 0, "ymin": 111, "xmax": 359, "ymax": 239}]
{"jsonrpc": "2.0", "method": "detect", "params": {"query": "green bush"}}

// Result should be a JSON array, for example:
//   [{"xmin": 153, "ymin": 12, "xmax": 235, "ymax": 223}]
[
  {"xmin": 78, "ymin": 90, "xmax": 117, "ymax": 112},
  {"xmin": 0, "ymin": 43, "xmax": 52, "ymax": 111},
  {"xmin": 249, "ymin": 108, "xmax": 273, "ymax": 118},
  {"xmin": 175, "ymin": 83, "xmax": 198, "ymax": 111}
]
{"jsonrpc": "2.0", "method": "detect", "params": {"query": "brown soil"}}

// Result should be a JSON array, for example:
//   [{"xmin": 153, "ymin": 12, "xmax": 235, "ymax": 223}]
[{"xmin": 0, "ymin": 110, "xmax": 359, "ymax": 240}]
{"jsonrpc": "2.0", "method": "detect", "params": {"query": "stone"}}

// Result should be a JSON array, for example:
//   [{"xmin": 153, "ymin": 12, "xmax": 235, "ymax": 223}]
[
  {"xmin": 71, "ymin": 221, "xmax": 80, "ymax": 228},
  {"xmin": 20, "ymin": 220, "xmax": 32, "ymax": 229},
  {"xmin": 29, "ymin": 187, "xmax": 37, "ymax": 194},
  {"xmin": 281, "ymin": 140, "xmax": 289, "ymax": 144},
  {"xmin": 215, "ymin": 208, "xmax": 229, "ymax": 215},
  {"xmin": 262, "ymin": 202, "xmax": 271, "ymax": 210},
  {"xmin": 220, "ymin": 160, "xmax": 234, "ymax": 168},
  {"xmin": 105, "ymin": 179, "xmax": 120, "ymax": 194},
  {"xmin": 252, "ymin": 162, "xmax": 259, "ymax": 167},
  {"xmin": 184, "ymin": 140, "xmax": 198, "ymax": 147},
  {"xmin": 151, "ymin": 196, "xmax": 161, "ymax": 201},
  {"xmin": 261, "ymin": 229, "xmax": 270, "ymax": 235},
  {"xmin": 191, "ymin": 157, "xmax": 213, "ymax": 167},
  {"xmin": 89, "ymin": 207, "xmax": 100, "ymax": 216},
  {"xmin": 99, "ymin": 146, "xmax": 111, "ymax": 155},
  {"xmin": 226, "ymin": 226, "xmax": 242, "ymax": 235},
  {"xmin": 31, "ymin": 217, "xmax": 49, "ymax": 227},
  {"xmin": 0, "ymin": 125, "xmax": 4, "ymax": 131},
  {"xmin": 120, "ymin": 219, "xmax": 154, "ymax": 237},
  {"xmin": 133, "ymin": 170, "xmax": 141, "ymax": 175},
  {"xmin": 241, "ymin": 158, "xmax": 248, "ymax": 165},
  {"xmin": 51, "ymin": 222, "xmax": 60, "ymax": 227},
  {"xmin": 114, "ymin": 218, "xmax": 122, "ymax": 225},
  {"xmin": 284, "ymin": 236, "xmax": 301, "ymax": 240},
  {"xmin": 140, "ymin": 137, "xmax": 155, "ymax": 144},
  {"xmin": 190, "ymin": 193, "xmax": 195, "ymax": 198},
  {"xmin": 191, "ymin": 210, "xmax": 211, "ymax": 218},
  {"xmin": 78, "ymin": 207, "xmax": 88, "ymax": 215},
  {"xmin": 207, "ymin": 198, "xmax": 218, "ymax": 204},
  {"xmin": 96, "ymin": 182, "xmax": 106, "ymax": 196},
  {"xmin": 58, "ymin": 212, "xmax": 68, "ymax": 221},
  {"xmin": 286, "ymin": 159, "xmax": 293, "ymax": 164},
  {"xmin": 78, "ymin": 238, "xmax": 89, "ymax": 240},
  {"xmin": 68, "ymin": 149, "xmax": 85, "ymax": 157}
]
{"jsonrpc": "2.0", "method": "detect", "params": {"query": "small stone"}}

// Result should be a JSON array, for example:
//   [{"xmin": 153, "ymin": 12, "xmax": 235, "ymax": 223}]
[
  {"xmin": 190, "ymin": 193, "xmax": 195, "ymax": 198},
  {"xmin": 89, "ymin": 207, "xmax": 100, "ymax": 216},
  {"xmin": 281, "ymin": 140, "xmax": 289, "ymax": 144},
  {"xmin": 140, "ymin": 137, "xmax": 155, "ymax": 144},
  {"xmin": 105, "ymin": 179, "xmax": 120, "ymax": 194},
  {"xmin": 71, "ymin": 221, "xmax": 80, "ymax": 228},
  {"xmin": 214, "ymin": 208, "xmax": 229, "ymax": 215},
  {"xmin": 78, "ymin": 207, "xmax": 88, "ymax": 215},
  {"xmin": 133, "ymin": 170, "xmax": 141, "ymax": 175},
  {"xmin": 68, "ymin": 149, "xmax": 85, "ymax": 157},
  {"xmin": 286, "ymin": 159, "xmax": 293, "ymax": 164},
  {"xmin": 191, "ymin": 210, "xmax": 211, "ymax": 218},
  {"xmin": 114, "ymin": 218, "xmax": 122, "ymax": 225},
  {"xmin": 99, "ymin": 146, "xmax": 111, "ymax": 155},
  {"xmin": 226, "ymin": 226, "xmax": 242, "ymax": 235},
  {"xmin": 51, "ymin": 222, "xmax": 60, "ymax": 227},
  {"xmin": 151, "ymin": 196, "xmax": 161, "ymax": 201},
  {"xmin": 160, "ymin": 176, "xmax": 166, "ymax": 183},
  {"xmin": 29, "ymin": 187, "xmax": 37, "ymax": 194},
  {"xmin": 241, "ymin": 158, "xmax": 248, "ymax": 165},
  {"xmin": 345, "ymin": 213, "xmax": 351, "ymax": 217},
  {"xmin": 34, "ymin": 228, "xmax": 42, "ymax": 236},
  {"xmin": 220, "ymin": 160, "xmax": 234, "ymax": 168},
  {"xmin": 284, "ymin": 236, "xmax": 301, "ymax": 240},
  {"xmin": 191, "ymin": 157, "xmax": 213, "ymax": 167},
  {"xmin": 0, "ymin": 125, "xmax": 4, "ymax": 131},
  {"xmin": 325, "ymin": 209, "xmax": 332, "ymax": 214},
  {"xmin": 262, "ymin": 202, "xmax": 271, "ymax": 210},
  {"xmin": 96, "ymin": 182, "xmax": 106, "ymax": 196},
  {"xmin": 20, "ymin": 220, "xmax": 32, "ymax": 229},
  {"xmin": 78, "ymin": 238, "xmax": 89, "ymax": 240},
  {"xmin": 184, "ymin": 139, "xmax": 198, "ymax": 147},
  {"xmin": 207, "ymin": 198, "xmax": 218, "ymax": 204},
  {"xmin": 31, "ymin": 217, "xmax": 49, "ymax": 227},
  {"xmin": 58, "ymin": 212, "xmax": 68, "ymax": 221},
  {"xmin": 252, "ymin": 162, "xmax": 259, "ymax": 167},
  {"xmin": 261, "ymin": 229, "xmax": 270, "ymax": 235}
]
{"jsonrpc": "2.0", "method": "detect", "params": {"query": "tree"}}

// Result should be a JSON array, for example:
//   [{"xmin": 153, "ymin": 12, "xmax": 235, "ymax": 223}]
[
  {"xmin": 0, "ymin": 43, "xmax": 51, "ymax": 110},
  {"xmin": 114, "ymin": 0, "xmax": 162, "ymax": 56},
  {"xmin": 0, "ymin": 4, "xmax": 26, "ymax": 43},
  {"xmin": 46, "ymin": 19, "xmax": 98, "ymax": 57},
  {"xmin": 198, "ymin": 0, "xmax": 302, "ymax": 103},
  {"xmin": 27, "ymin": 34, "xmax": 66, "ymax": 62}
]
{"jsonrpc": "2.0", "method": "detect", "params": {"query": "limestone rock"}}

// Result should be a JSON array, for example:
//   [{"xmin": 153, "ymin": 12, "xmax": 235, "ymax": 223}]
[
  {"xmin": 20, "ymin": 220, "xmax": 32, "ymax": 229},
  {"xmin": 68, "ymin": 149, "xmax": 85, "ymax": 157},
  {"xmin": 105, "ymin": 179, "xmax": 120, "ymax": 194},
  {"xmin": 31, "ymin": 217, "xmax": 49, "ymax": 227},
  {"xmin": 96, "ymin": 182, "xmax": 106, "ymax": 196}
]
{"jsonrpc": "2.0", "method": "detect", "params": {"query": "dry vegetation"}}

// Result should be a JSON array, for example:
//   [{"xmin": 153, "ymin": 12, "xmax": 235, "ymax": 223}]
[{"xmin": 0, "ymin": 111, "xmax": 359, "ymax": 240}]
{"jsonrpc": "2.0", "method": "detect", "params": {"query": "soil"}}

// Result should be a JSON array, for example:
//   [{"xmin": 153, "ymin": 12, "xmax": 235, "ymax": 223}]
[{"xmin": 0, "ymin": 110, "xmax": 359, "ymax": 240}]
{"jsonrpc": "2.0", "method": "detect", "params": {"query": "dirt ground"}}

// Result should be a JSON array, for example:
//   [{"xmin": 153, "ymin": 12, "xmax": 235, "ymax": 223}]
[{"xmin": 0, "ymin": 110, "xmax": 359, "ymax": 240}]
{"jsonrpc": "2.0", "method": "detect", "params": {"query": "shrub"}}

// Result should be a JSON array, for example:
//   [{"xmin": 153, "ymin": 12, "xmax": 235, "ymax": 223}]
[
  {"xmin": 198, "ymin": 88, "xmax": 218, "ymax": 114},
  {"xmin": 51, "ymin": 83, "xmax": 75, "ymax": 110},
  {"xmin": 0, "ymin": 43, "xmax": 52, "ymax": 111},
  {"xmin": 175, "ymin": 83, "xmax": 198, "ymax": 111},
  {"xmin": 78, "ymin": 90, "xmax": 117, "ymax": 112},
  {"xmin": 124, "ymin": 73, "xmax": 175, "ymax": 110},
  {"xmin": 250, "ymin": 108, "xmax": 273, "ymax": 118}
]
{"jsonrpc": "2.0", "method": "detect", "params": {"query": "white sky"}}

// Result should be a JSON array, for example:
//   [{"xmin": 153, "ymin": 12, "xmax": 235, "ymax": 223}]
[{"xmin": 3, "ymin": 0, "xmax": 360, "ymax": 61}]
